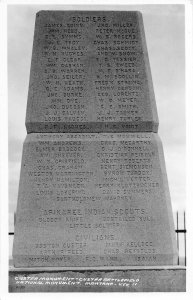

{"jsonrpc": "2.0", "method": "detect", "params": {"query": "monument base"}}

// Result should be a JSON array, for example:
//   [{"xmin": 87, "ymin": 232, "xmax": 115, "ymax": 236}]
[
  {"xmin": 13, "ymin": 132, "xmax": 178, "ymax": 267},
  {"xmin": 9, "ymin": 265, "xmax": 185, "ymax": 292}
]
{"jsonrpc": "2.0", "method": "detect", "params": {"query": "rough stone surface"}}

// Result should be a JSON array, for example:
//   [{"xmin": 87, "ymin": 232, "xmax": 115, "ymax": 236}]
[
  {"xmin": 13, "ymin": 133, "xmax": 177, "ymax": 267},
  {"xmin": 9, "ymin": 267, "xmax": 186, "ymax": 292},
  {"xmin": 26, "ymin": 11, "xmax": 158, "ymax": 133}
]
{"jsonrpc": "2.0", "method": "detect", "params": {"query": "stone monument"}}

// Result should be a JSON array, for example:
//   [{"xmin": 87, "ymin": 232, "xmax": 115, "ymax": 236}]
[{"xmin": 13, "ymin": 11, "xmax": 178, "ymax": 269}]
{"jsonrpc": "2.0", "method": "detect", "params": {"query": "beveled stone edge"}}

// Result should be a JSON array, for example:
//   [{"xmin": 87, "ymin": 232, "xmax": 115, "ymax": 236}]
[
  {"xmin": 25, "ymin": 121, "xmax": 159, "ymax": 133},
  {"xmin": 9, "ymin": 263, "xmax": 185, "ymax": 272}
]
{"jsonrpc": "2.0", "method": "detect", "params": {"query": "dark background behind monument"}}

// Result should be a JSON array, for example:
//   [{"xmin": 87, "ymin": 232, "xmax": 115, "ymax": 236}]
[{"xmin": 8, "ymin": 5, "xmax": 185, "ymax": 261}]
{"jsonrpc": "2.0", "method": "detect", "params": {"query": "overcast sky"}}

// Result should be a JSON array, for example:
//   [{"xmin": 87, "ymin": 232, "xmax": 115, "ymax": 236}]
[{"xmin": 8, "ymin": 4, "xmax": 185, "ymax": 230}]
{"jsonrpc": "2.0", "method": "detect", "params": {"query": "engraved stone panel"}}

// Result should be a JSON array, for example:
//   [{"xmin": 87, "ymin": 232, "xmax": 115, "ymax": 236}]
[
  {"xmin": 13, "ymin": 133, "xmax": 177, "ymax": 267},
  {"xmin": 26, "ymin": 11, "xmax": 158, "ymax": 133}
]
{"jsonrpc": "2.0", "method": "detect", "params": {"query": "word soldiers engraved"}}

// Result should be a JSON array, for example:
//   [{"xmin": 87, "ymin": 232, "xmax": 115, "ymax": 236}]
[{"xmin": 13, "ymin": 11, "xmax": 178, "ymax": 267}]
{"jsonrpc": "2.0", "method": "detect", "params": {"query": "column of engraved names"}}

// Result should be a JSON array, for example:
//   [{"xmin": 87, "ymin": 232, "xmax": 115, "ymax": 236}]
[
  {"xmin": 96, "ymin": 133, "xmax": 158, "ymax": 259},
  {"xmin": 22, "ymin": 135, "xmax": 91, "ymax": 260},
  {"xmin": 42, "ymin": 19, "xmax": 86, "ymax": 123},
  {"xmin": 94, "ymin": 17, "xmax": 143, "ymax": 122}
]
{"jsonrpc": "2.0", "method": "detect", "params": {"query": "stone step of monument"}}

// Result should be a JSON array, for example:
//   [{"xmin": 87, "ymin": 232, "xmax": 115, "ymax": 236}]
[
  {"xmin": 26, "ymin": 10, "xmax": 158, "ymax": 133},
  {"xmin": 13, "ymin": 132, "xmax": 177, "ymax": 267},
  {"xmin": 9, "ymin": 263, "xmax": 185, "ymax": 271}
]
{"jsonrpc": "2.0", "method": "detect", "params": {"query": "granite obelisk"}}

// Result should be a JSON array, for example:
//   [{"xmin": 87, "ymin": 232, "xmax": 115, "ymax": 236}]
[{"xmin": 13, "ymin": 11, "xmax": 178, "ymax": 267}]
